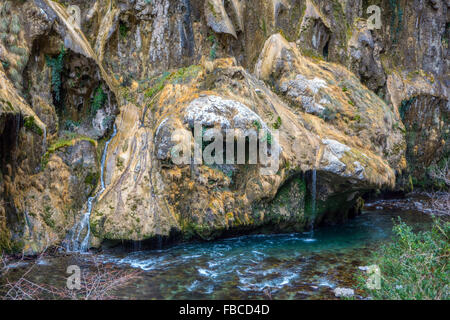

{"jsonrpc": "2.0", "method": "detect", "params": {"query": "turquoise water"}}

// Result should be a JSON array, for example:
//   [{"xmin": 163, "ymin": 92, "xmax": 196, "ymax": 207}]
[
  {"xmin": 1, "ymin": 208, "xmax": 432, "ymax": 300},
  {"xmin": 99, "ymin": 208, "xmax": 431, "ymax": 299}
]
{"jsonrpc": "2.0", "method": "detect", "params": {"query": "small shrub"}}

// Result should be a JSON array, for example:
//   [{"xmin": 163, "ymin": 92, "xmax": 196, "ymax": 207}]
[
  {"xmin": 10, "ymin": 15, "xmax": 20, "ymax": 34},
  {"xmin": 208, "ymin": 35, "xmax": 217, "ymax": 60},
  {"xmin": 91, "ymin": 86, "xmax": 106, "ymax": 115},
  {"xmin": 359, "ymin": 218, "xmax": 449, "ymax": 300},
  {"xmin": 46, "ymin": 46, "xmax": 66, "ymax": 104},
  {"xmin": 253, "ymin": 120, "xmax": 262, "ymax": 130},
  {"xmin": 0, "ymin": 18, "xmax": 9, "ymax": 33},
  {"xmin": 8, "ymin": 67, "xmax": 21, "ymax": 86},
  {"xmin": 9, "ymin": 45, "xmax": 27, "ymax": 57},
  {"xmin": 64, "ymin": 119, "xmax": 80, "ymax": 131},
  {"xmin": 119, "ymin": 22, "xmax": 129, "ymax": 39},
  {"xmin": 272, "ymin": 116, "xmax": 282, "ymax": 130}
]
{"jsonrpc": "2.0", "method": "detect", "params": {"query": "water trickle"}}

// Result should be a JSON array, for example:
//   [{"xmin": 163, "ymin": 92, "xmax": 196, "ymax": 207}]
[
  {"xmin": 42, "ymin": 126, "xmax": 47, "ymax": 150},
  {"xmin": 65, "ymin": 125, "xmax": 117, "ymax": 252},
  {"xmin": 311, "ymin": 168, "xmax": 317, "ymax": 217},
  {"xmin": 310, "ymin": 145, "xmax": 323, "ymax": 231}
]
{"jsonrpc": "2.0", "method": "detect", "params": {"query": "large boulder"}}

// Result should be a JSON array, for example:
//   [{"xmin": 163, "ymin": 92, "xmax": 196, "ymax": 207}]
[{"xmin": 91, "ymin": 40, "xmax": 405, "ymax": 242}]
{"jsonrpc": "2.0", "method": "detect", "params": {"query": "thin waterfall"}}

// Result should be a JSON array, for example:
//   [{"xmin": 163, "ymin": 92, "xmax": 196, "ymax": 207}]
[
  {"xmin": 42, "ymin": 126, "xmax": 47, "ymax": 150},
  {"xmin": 311, "ymin": 168, "xmax": 317, "ymax": 217},
  {"xmin": 65, "ymin": 124, "xmax": 117, "ymax": 252},
  {"xmin": 310, "ymin": 146, "xmax": 321, "ymax": 233}
]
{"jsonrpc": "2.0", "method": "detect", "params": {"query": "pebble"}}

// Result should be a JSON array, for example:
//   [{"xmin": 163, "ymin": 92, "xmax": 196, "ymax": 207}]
[{"xmin": 333, "ymin": 287, "xmax": 355, "ymax": 298}]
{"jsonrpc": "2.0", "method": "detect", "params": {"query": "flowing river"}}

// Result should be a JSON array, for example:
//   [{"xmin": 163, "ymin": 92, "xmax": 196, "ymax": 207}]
[{"xmin": 0, "ymin": 204, "xmax": 433, "ymax": 300}]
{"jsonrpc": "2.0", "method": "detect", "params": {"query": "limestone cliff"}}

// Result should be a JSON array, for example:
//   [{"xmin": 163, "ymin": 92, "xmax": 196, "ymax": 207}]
[{"xmin": 0, "ymin": 0, "xmax": 447, "ymax": 253}]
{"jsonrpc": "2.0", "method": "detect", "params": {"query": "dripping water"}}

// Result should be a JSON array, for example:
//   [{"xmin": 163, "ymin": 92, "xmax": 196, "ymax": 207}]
[
  {"xmin": 309, "ymin": 146, "xmax": 320, "ymax": 235},
  {"xmin": 42, "ymin": 126, "xmax": 47, "ymax": 150},
  {"xmin": 65, "ymin": 124, "xmax": 117, "ymax": 252},
  {"xmin": 311, "ymin": 168, "xmax": 317, "ymax": 217}
]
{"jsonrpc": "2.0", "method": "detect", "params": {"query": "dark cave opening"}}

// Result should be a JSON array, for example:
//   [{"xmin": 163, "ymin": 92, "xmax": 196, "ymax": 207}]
[{"xmin": 323, "ymin": 39, "xmax": 330, "ymax": 60}]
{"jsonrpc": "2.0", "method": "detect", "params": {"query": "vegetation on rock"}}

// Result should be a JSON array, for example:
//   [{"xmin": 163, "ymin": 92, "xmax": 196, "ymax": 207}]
[{"xmin": 359, "ymin": 219, "xmax": 449, "ymax": 300}]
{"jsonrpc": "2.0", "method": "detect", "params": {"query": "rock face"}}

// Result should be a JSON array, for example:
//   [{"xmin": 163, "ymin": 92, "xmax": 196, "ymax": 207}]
[{"xmin": 0, "ymin": 0, "xmax": 447, "ymax": 253}]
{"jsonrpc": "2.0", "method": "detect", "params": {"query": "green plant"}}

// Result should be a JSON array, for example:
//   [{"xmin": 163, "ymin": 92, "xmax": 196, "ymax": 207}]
[
  {"xmin": 8, "ymin": 67, "xmax": 21, "ymax": 87},
  {"xmin": 321, "ymin": 106, "xmax": 337, "ymax": 121},
  {"xmin": 208, "ymin": 35, "xmax": 217, "ymax": 60},
  {"xmin": 253, "ymin": 120, "xmax": 262, "ymax": 130},
  {"xmin": 64, "ymin": 119, "xmax": 80, "ymax": 131},
  {"xmin": 144, "ymin": 71, "xmax": 171, "ymax": 99},
  {"xmin": 84, "ymin": 171, "xmax": 100, "ymax": 187},
  {"xmin": 41, "ymin": 206, "xmax": 55, "ymax": 229},
  {"xmin": 41, "ymin": 135, "xmax": 96, "ymax": 169},
  {"xmin": 46, "ymin": 45, "xmax": 66, "ymax": 104},
  {"xmin": 10, "ymin": 14, "xmax": 20, "ymax": 34},
  {"xmin": 119, "ymin": 22, "xmax": 129, "ymax": 39},
  {"xmin": 272, "ymin": 116, "xmax": 282, "ymax": 130},
  {"xmin": 261, "ymin": 131, "xmax": 273, "ymax": 145},
  {"xmin": 359, "ymin": 218, "xmax": 449, "ymax": 300},
  {"xmin": 91, "ymin": 86, "xmax": 106, "ymax": 115}
]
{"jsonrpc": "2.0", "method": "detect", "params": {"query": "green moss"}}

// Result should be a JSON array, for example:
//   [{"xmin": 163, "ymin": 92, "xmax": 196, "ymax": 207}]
[
  {"xmin": 170, "ymin": 65, "xmax": 202, "ymax": 84},
  {"xmin": 207, "ymin": 1, "xmax": 218, "ymax": 18},
  {"xmin": 256, "ymin": 176, "xmax": 308, "ymax": 227},
  {"xmin": 84, "ymin": 171, "xmax": 100, "ymax": 188},
  {"xmin": 24, "ymin": 116, "xmax": 43, "ymax": 136},
  {"xmin": 0, "ymin": 224, "xmax": 12, "ymax": 254},
  {"xmin": 41, "ymin": 135, "xmax": 96, "ymax": 169},
  {"xmin": 144, "ymin": 65, "xmax": 201, "ymax": 100},
  {"xmin": 144, "ymin": 71, "xmax": 171, "ymax": 99},
  {"xmin": 300, "ymin": 47, "xmax": 324, "ymax": 61}
]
